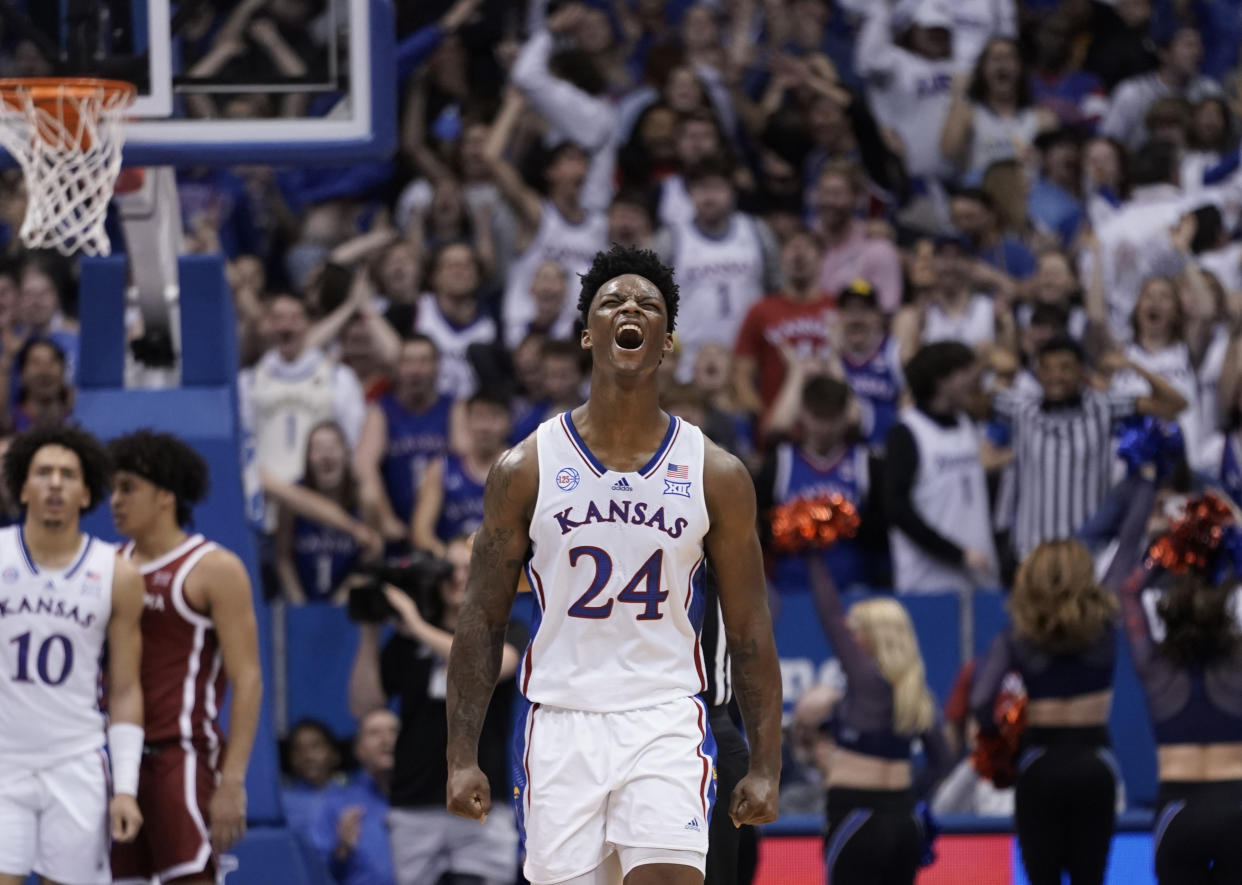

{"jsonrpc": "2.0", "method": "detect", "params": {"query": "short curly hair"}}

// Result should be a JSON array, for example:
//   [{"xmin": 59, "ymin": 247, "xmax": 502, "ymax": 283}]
[
  {"xmin": 108, "ymin": 430, "xmax": 210, "ymax": 527},
  {"xmin": 577, "ymin": 244, "xmax": 680, "ymax": 333},
  {"xmin": 4, "ymin": 425, "xmax": 111, "ymax": 514}
]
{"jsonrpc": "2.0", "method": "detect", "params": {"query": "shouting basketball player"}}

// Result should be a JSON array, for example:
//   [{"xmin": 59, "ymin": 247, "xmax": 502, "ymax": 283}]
[
  {"xmin": 0, "ymin": 426, "xmax": 145, "ymax": 885},
  {"xmin": 446, "ymin": 245, "xmax": 782, "ymax": 884},
  {"xmin": 108, "ymin": 430, "xmax": 263, "ymax": 885}
]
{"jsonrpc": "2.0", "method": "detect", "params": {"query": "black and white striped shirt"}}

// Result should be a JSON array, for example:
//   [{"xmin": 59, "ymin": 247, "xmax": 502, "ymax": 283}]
[{"xmin": 993, "ymin": 388, "xmax": 1137, "ymax": 559}]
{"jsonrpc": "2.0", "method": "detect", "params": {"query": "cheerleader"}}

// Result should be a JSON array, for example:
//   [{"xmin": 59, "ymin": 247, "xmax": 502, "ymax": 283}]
[
  {"xmin": 1118, "ymin": 489, "xmax": 1242, "ymax": 883},
  {"xmin": 970, "ymin": 539, "xmax": 1129, "ymax": 885},
  {"xmin": 806, "ymin": 555, "xmax": 952, "ymax": 885}
]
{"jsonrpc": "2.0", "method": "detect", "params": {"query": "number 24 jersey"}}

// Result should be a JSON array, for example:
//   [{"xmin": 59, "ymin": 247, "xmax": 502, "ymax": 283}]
[{"xmin": 523, "ymin": 413, "xmax": 711, "ymax": 713}]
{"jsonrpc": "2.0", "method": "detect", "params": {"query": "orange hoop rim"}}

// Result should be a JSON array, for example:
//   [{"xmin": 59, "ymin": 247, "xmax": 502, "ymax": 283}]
[{"xmin": 0, "ymin": 77, "xmax": 136, "ymax": 110}]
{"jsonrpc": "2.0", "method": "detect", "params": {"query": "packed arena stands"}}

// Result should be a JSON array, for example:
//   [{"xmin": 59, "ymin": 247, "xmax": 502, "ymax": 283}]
[{"xmin": 6, "ymin": 0, "xmax": 1242, "ymax": 882}]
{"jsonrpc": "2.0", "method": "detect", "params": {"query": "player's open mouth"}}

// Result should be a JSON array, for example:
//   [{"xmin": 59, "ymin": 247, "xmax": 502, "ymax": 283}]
[{"xmin": 614, "ymin": 321, "xmax": 645, "ymax": 350}]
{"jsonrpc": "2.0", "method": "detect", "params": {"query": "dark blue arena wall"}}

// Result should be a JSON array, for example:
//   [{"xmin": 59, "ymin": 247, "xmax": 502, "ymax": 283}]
[{"xmin": 73, "ymin": 255, "xmax": 287, "ymax": 830}]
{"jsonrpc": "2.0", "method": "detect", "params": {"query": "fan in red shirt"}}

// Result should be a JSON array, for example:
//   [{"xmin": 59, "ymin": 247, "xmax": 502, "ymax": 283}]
[
  {"xmin": 108, "ymin": 430, "xmax": 263, "ymax": 885},
  {"xmin": 734, "ymin": 229, "xmax": 837, "ymax": 426}
]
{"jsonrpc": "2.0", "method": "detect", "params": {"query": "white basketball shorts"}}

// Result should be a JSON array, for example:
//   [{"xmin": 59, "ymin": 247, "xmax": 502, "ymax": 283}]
[
  {"xmin": 0, "ymin": 747, "xmax": 111, "ymax": 884},
  {"xmin": 512, "ymin": 695, "xmax": 718, "ymax": 884}
]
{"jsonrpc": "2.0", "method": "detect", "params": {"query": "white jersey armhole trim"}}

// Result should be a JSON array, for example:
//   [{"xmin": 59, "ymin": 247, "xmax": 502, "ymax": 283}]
[
  {"xmin": 170, "ymin": 542, "xmax": 218, "ymax": 630},
  {"xmin": 134, "ymin": 533, "xmax": 206, "ymax": 576}
]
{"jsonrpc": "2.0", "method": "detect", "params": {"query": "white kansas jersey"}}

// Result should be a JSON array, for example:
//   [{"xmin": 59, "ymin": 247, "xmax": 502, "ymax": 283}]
[
  {"xmin": 502, "ymin": 201, "xmax": 608, "ymax": 350},
  {"xmin": 523, "ymin": 412, "xmax": 711, "ymax": 712},
  {"xmin": 671, "ymin": 214, "xmax": 765, "ymax": 381},
  {"xmin": 242, "ymin": 349, "xmax": 339, "ymax": 484},
  {"xmin": 0, "ymin": 527, "xmax": 116, "ymax": 764},
  {"xmin": 890, "ymin": 409, "xmax": 998, "ymax": 593}
]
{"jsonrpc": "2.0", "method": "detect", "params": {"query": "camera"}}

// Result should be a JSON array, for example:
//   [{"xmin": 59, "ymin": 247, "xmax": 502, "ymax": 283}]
[{"xmin": 347, "ymin": 551, "xmax": 455, "ymax": 625}]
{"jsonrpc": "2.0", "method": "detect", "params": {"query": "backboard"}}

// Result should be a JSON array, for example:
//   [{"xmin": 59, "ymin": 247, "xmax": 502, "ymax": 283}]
[{"xmin": 0, "ymin": 0, "xmax": 394, "ymax": 165}]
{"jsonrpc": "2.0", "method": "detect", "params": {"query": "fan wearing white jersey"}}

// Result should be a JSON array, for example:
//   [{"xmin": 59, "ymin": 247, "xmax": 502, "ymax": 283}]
[
  {"xmin": 0, "ymin": 426, "xmax": 145, "ymax": 885},
  {"xmin": 655, "ymin": 158, "xmax": 780, "ymax": 382},
  {"xmin": 446, "ymin": 246, "xmax": 782, "ymax": 885},
  {"xmin": 884, "ymin": 342, "xmax": 999, "ymax": 594},
  {"xmin": 856, "ymin": 0, "xmax": 957, "ymax": 182},
  {"xmin": 485, "ymin": 87, "xmax": 608, "ymax": 351}
]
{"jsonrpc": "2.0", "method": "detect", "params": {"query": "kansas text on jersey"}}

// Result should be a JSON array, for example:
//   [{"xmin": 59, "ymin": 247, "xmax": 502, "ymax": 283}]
[
  {"xmin": 522, "ymin": 413, "xmax": 711, "ymax": 712},
  {"xmin": 0, "ymin": 526, "xmax": 117, "ymax": 764}
]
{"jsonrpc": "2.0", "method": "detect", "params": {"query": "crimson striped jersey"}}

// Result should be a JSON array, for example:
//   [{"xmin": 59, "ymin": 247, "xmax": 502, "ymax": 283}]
[{"xmin": 122, "ymin": 534, "xmax": 225, "ymax": 750}]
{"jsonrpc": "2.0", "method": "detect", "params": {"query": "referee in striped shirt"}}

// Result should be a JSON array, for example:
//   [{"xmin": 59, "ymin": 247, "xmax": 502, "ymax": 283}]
[{"xmin": 992, "ymin": 336, "xmax": 1187, "ymax": 559}]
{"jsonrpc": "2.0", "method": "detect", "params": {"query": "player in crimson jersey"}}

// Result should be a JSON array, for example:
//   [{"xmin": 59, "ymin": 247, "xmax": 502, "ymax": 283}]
[{"xmin": 107, "ymin": 430, "xmax": 263, "ymax": 885}]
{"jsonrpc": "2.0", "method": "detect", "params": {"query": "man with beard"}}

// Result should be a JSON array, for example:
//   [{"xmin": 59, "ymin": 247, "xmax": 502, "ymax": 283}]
[{"xmin": 991, "ymin": 335, "xmax": 1186, "ymax": 558}]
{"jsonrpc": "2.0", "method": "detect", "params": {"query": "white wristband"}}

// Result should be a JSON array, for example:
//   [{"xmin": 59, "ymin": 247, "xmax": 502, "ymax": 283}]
[{"xmin": 107, "ymin": 722, "xmax": 145, "ymax": 797}]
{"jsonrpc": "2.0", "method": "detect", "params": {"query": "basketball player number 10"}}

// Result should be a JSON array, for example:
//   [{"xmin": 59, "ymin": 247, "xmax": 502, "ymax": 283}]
[
  {"xmin": 9, "ymin": 631, "xmax": 74, "ymax": 686},
  {"xmin": 567, "ymin": 547, "xmax": 669, "ymax": 620}
]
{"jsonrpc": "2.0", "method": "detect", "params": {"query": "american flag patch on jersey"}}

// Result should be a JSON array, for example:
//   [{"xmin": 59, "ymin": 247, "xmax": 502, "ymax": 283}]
[{"xmin": 667, "ymin": 463, "xmax": 689, "ymax": 479}]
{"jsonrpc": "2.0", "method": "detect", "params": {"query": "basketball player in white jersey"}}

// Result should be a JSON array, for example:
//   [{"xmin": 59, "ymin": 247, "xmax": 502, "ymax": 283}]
[
  {"xmin": 0, "ymin": 426, "xmax": 145, "ymax": 885},
  {"xmin": 446, "ymin": 245, "xmax": 782, "ymax": 885},
  {"xmin": 485, "ymin": 87, "xmax": 608, "ymax": 350}
]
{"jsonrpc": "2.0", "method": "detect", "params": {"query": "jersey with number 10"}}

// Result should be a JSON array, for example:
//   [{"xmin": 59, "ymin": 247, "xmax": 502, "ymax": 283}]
[
  {"xmin": 0, "ymin": 526, "xmax": 116, "ymax": 765},
  {"xmin": 522, "ymin": 413, "xmax": 711, "ymax": 712}
]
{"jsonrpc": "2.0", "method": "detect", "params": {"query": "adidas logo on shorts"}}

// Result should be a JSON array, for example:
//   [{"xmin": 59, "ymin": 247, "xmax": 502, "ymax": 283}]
[
  {"xmin": 684, "ymin": 818, "xmax": 701, "ymax": 832},
  {"xmin": 611, "ymin": 477, "xmax": 633, "ymax": 492}
]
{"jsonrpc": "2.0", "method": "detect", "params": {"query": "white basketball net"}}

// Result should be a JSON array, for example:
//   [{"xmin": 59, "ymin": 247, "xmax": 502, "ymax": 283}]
[{"xmin": 0, "ymin": 81, "xmax": 133, "ymax": 257}]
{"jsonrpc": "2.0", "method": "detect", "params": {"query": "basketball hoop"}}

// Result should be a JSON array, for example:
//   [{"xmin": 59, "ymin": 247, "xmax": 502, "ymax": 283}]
[{"xmin": 0, "ymin": 78, "xmax": 135, "ymax": 257}]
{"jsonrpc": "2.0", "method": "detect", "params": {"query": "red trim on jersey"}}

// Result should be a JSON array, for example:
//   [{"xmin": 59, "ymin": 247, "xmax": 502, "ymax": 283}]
[
  {"xmin": 528, "ymin": 565, "xmax": 547, "ymax": 611},
  {"xmin": 521, "ymin": 647, "xmax": 534, "ymax": 696},
  {"xmin": 694, "ymin": 702, "xmax": 710, "ymax": 819},
  {"xmin": 522, "ymin": 567, "xmax": 547, "ymax": 696},
  {"xmin": 559, "ymin": 414, "xmax": 603, "ymax": 477}
]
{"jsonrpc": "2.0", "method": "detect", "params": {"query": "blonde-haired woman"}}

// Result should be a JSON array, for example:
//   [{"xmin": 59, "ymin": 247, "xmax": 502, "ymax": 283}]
[
  {"xmin": 806, "ymin": 556, "xmax": 951, "ymax": 885},
  {"xmin": 971, "ymin": 540, "xmax": 1120, "ymax": 885}
]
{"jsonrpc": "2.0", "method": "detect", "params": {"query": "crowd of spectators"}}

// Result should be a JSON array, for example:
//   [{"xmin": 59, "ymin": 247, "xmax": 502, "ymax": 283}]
[{"xmin": 8, "ymin": 0, "xmax": 1242, "ymax": 881}]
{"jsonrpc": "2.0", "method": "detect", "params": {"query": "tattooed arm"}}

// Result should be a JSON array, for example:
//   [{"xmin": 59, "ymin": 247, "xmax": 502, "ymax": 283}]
[
  {"xmin": 703, "ymin": 440, "xmax": 782, "ymax": 827},
  {"xmin": 445, "ymin": 437, "xmax": 538, "ymax": 821}
]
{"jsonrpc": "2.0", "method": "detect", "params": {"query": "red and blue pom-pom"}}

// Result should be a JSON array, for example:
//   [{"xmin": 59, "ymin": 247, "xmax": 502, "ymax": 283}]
[
  {"xmin": 1147, "ymin": 492, "xmax": 1242, "ymax": 582},
  {"xmin": 769, "ymin": 494, "xmax": 860, "ymax": 554}
]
